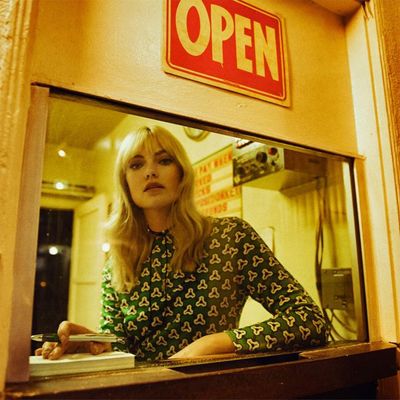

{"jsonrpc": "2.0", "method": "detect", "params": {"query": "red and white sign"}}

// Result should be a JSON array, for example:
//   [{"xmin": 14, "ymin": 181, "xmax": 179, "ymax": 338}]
[{"xmin": 163, "ymin": 0, "xmax": 289, "ymax": 106}]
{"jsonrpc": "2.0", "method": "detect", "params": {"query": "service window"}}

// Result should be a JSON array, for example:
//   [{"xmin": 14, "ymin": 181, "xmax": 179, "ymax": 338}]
[{"xmin": 31, "ymin": 90, "xmax": 367, "ymax": 367}]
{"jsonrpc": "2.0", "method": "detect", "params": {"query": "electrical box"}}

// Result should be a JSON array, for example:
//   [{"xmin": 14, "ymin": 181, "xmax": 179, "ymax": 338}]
[
  {"xmin": 232, "ymin": 140, "xmax": 326, "ymax": 191},
  {"xmin": 321, "ymin": 268, "xmax": 354, "ymax": 311}
]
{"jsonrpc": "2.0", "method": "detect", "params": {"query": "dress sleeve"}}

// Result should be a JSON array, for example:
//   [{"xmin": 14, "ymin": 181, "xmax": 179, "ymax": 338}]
[
  {"xmin": 225, "ymin": 218, "xmax": 328, "ymax": 353},
  {"xmin": 99, "ymin": 263, "xmax": 129, "ymax": 352}
]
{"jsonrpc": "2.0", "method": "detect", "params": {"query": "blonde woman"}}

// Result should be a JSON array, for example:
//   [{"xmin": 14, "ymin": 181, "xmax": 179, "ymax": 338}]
[{"xmin": 37, "ymin": 126, "xmax": 327, "ymax": 361}]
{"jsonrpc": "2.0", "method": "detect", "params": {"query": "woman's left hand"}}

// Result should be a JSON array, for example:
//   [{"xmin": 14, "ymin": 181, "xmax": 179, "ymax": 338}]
[{"xmin": 169, "ymin": 332, "xmax": 235, "ymax": 359}]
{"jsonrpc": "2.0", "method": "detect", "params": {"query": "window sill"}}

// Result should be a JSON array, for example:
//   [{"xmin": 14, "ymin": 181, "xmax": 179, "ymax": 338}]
[{"xmin": 6, "ymin": 342, "xmax": 397, "ymax": 399}]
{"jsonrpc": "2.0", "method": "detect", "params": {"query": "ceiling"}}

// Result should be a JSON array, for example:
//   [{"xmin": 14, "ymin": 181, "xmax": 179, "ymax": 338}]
[
  {"xmin": 311, "ymin": 0, "xmax": 361, "ymax": 16},
  {"xmin": 47, "ymin": 97, "xmax": 126, "ymax": 149}
]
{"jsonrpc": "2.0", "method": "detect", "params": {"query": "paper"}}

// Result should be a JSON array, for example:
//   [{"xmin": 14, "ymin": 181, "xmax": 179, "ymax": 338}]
[{"xmin": 29, "ymin": 351, "xmax": 135, "ymax": 377}]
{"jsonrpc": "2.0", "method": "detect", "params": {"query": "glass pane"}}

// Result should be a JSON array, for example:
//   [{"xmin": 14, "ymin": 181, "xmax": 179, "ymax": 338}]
[{"xmin": 32, "ymin": 92, "xmax": 367, "ymax": 368}]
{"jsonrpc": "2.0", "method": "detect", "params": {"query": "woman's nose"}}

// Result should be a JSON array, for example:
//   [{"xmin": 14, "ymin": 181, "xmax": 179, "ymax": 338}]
[
  {"xmin": 145, "ymin": 164, "xmax": 158, "ymax": 179},
  {"xmin": 145, "ymin": 171, "xmax": 157, "ymax": 179}
]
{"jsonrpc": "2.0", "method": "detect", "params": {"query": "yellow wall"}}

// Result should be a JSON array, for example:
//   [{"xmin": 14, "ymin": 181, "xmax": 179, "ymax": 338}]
[{"xmin": 31, "ymin": 0, "xmax": 356, "ymax": 156}]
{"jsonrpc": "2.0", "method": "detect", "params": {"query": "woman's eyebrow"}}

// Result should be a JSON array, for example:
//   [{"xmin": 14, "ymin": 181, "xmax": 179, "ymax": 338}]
[
  {"xmin": 129, "ymin": 154, "xmax": 144, "ymax": 160},
  {"xmin": 154, "ymin": 149, "xmax": 168, "ymax": 156},
  {"xmin": 129, "ymin": 150, "xmax": 168, "ymax": 161}
]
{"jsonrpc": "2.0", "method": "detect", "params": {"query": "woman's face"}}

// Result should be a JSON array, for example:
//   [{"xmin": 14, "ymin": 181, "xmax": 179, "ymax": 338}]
[{"xmin": 125, "ymin": 144, "xmax": 182, "ymax": 214}]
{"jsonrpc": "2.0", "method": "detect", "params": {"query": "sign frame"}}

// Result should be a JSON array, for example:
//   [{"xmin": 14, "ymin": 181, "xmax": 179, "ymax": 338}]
[{"xmin": 163, "ymin": 0, "xmax": 290, "ymax": 107}]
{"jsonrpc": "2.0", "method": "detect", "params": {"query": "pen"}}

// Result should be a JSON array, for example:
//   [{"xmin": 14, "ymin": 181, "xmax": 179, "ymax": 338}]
[{"xmin": 31, "ymin": 333, "xmax": 119, "ymax": 343}]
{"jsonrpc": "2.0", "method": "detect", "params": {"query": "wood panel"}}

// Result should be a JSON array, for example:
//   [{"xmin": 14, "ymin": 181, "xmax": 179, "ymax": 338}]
[
  {"xmin": 6, "ymin": 86, "xmax": 49, "ymax": 383},
  {"xmin": 6, "ymin": 342, "xmax": 397, "ymax": 399}
]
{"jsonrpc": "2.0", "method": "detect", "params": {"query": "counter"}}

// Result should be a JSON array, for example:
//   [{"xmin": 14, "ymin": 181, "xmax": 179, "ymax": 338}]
[{"xmin": 6, "ymin": 342, "xmax": 397, "ymax": 399}]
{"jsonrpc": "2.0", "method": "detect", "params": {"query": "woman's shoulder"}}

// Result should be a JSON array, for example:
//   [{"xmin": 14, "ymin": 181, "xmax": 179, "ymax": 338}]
[{"xmin": 209, "ymin": 216, "xmax": 253, "ymax": 232}]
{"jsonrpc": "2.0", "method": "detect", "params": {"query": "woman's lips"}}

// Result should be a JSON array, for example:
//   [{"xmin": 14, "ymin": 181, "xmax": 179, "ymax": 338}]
[{"xmin": 144, "ymin": 183, "xmax": 164, "ymax": 191}]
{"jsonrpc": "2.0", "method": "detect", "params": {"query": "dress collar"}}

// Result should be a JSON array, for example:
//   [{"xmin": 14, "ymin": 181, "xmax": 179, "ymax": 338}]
[{"xmin": 146, "ymin": 226, "xmax": 169, "ymax": 236}]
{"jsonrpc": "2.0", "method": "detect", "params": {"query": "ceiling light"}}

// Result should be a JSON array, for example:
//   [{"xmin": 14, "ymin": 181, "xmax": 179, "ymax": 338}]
[{"xmin": 57, "ymin": 149, "xmax": 67, "ymax": 158}]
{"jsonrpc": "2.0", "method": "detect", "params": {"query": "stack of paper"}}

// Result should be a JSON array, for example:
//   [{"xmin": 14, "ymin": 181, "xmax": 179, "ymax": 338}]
[{"xmin": 29, "ymin": 351, "xmax": 135, "ymax": 377}]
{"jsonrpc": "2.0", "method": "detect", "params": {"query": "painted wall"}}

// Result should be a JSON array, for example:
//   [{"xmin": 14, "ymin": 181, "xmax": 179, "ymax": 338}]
[{"xmin": 31, "ymin": 0, "xmax": 357, "ymax": 156}]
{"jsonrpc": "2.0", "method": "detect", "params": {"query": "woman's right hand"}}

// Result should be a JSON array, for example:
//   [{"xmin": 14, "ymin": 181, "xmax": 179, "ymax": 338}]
[{"xmin": 34, "ymin": 321, "xmax": 111, "ymax": 360}]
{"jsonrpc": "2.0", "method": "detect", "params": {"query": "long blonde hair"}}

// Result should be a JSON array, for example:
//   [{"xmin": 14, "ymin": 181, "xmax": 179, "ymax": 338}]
[{"xmin": 106, "ymin": 126, "xmax": 211, "ymax": 291}]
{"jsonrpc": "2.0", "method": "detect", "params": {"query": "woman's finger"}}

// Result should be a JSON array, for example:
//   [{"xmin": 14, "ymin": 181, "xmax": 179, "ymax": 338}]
[
  {"xmin": 89, "ymin": 341, "xmax": 111, "ymax": 355},
  {"xmin": 47, "ymin": 344, "xmax": 65, "ymax": 360},
  {"xmin": 57, "ymin": 320, "xmax": 95, "ymax": 344},
  {"xmin": 57, "ymin": 320, "xmax": 72, "ymax": 344},
  {"xmin": 89, "ymin": 342, "xmax": 103, "ymax": 355},
  {"xmin": 40, "ymin": 342, "xmax": 58, "ymax": 359}
]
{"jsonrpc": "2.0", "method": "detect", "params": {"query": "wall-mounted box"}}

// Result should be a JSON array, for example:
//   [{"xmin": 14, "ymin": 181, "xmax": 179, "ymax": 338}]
[
  {"xmin": 233, "ymin": 142, "xmax": 326, "ymax": 191},
  {"xmin": 321, "ymin": 268, "xmax": 354, "ymax": 311}
]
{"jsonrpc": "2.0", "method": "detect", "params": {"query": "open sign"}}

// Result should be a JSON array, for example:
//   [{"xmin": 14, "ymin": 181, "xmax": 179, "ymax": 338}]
[{"xmin": 163, "ymin": 0, "xmax": 289, "ymax": 106}]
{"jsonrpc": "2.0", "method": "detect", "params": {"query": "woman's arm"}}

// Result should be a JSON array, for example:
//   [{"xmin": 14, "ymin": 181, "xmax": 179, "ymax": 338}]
[
  {"xmin": 171, "ymin": 218, "xmax": 327, "ymax": 359},
  {"xmin": 169, "ymin": 332, "xmax": 235, "ymax": 359},
  {"xmin": 224, "ymin": 218, "xmax": 327, "ymax": 353}
]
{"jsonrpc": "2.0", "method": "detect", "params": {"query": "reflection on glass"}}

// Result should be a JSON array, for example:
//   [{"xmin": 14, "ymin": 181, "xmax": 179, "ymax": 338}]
[{"xmin": 32, "ymin": 94, "xmax": 367, "ymax": 363}]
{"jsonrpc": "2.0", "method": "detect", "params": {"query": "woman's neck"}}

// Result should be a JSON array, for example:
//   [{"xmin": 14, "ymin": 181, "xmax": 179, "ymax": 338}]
[{"xmin": 144, "ymin": 208, "xmax": 170, "ymax": 233}]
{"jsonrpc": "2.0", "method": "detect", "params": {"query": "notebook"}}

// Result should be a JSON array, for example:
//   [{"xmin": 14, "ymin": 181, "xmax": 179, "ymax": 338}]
[{"xmin": 29, "ymin": 351, "xmax": 135, "ymax": 377}]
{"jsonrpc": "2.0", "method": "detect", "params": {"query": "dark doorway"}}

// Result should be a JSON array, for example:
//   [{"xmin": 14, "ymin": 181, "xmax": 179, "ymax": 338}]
[{"xmin": 31, "ymin": 208, "xmax": 73, "ymax": 353}]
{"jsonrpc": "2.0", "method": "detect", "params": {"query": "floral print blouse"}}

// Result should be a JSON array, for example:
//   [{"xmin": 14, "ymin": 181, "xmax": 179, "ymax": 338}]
[{"xmin": 100, "ymin": 217, "xmax": 327, "ymax": 361}]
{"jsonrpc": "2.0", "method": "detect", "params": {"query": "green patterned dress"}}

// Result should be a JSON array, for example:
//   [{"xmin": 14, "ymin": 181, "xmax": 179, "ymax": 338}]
[{"xmin": 100, "ymin": 217, "xmax": 327, "ymax": 361}]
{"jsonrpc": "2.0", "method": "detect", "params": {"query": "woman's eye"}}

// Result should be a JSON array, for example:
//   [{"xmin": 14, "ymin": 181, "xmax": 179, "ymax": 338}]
[
  {"xmin": 159, "ymin": 157, "xmax": 174, "ymax": 165},
  {"xmin": 129, "ymin": 162, "xmax": 143, "ymax": 170}
]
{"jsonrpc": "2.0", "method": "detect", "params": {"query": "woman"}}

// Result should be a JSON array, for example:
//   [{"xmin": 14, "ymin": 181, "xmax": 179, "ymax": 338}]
[{"xmin": 37, "ymin": 126, "xmax": 327, "ymax": 361}]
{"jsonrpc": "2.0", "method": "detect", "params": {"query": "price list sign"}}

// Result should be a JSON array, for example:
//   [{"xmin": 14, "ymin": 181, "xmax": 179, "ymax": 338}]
[{"xmin": 193, "ymin": 145, "xmax": 242, "ymax": 217}]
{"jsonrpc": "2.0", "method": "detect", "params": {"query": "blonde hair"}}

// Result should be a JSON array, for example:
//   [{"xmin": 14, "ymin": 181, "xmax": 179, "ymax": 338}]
[{"xmin": 106, "ymin": 126, "xmax": 211, "ymax": 291}]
